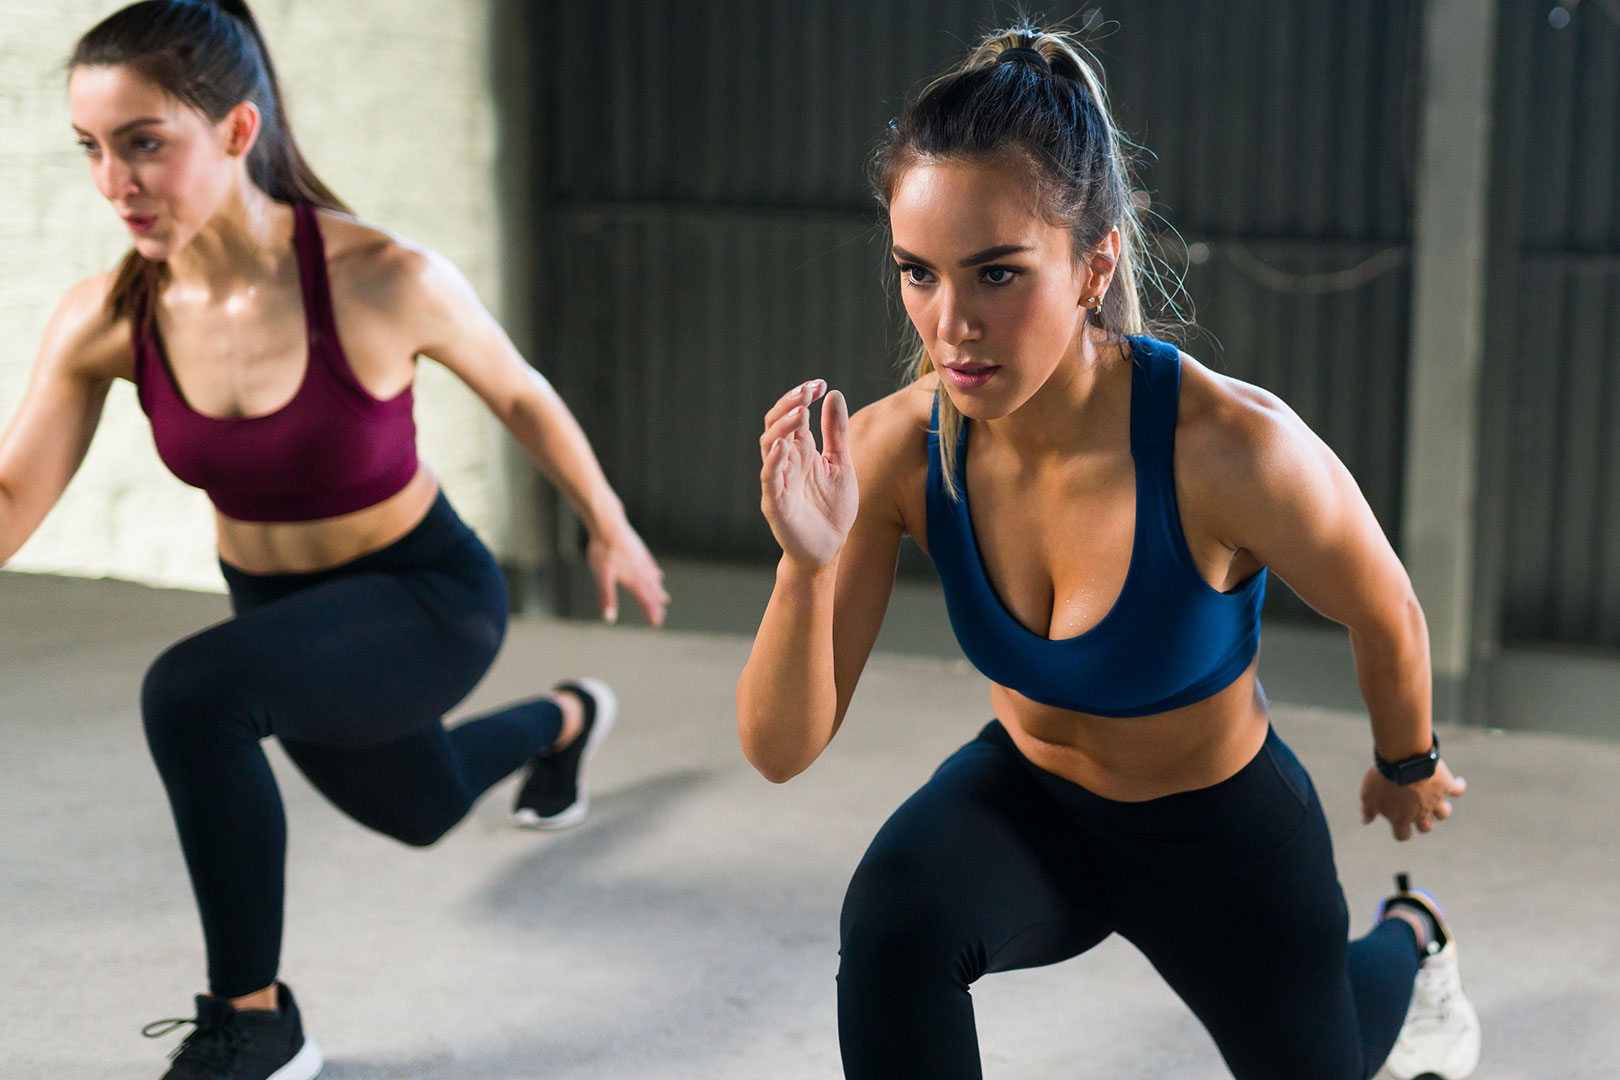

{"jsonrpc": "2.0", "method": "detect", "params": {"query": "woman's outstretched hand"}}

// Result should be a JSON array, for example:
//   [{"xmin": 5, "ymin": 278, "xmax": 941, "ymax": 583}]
[
  {"xmin": 1360, "ymin": 760, "xmax": 1467, "ymax": 842},
  {"xmin": 759, "ymin": 380, "xmax": 857, "ymax": 568},
  {"xmin": 587, "ymin": 521, "xmax": 669, "ymax": 627}
]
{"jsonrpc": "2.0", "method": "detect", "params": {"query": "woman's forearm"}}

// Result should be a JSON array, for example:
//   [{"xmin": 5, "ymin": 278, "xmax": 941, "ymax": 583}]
[
  {"xmin": 501, "ymin": 378, "xmax": 627, "ymax": 538},
  {"xmin": 1348, "ymin": 594, "xmax": 1435, "ymax": 761},
  {"xmin": 736, "ymin": 555, "xmax": 842, "ymax": 782}
]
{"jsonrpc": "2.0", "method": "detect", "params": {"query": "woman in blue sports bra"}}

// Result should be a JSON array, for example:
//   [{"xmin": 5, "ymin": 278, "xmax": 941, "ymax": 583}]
[{"xmin": 738, "ymin": 24, "xmax": 1480, "ymax": 1080}]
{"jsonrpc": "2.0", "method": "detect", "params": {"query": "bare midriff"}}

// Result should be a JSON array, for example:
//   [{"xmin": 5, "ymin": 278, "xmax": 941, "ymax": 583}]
[
  {"xmin": 214, "ymin": 466, "xmax": 440, "ymax": 575},
  {"xmin": 995, "ymin": 655, "xmax": 1271, "ymax": 802}
]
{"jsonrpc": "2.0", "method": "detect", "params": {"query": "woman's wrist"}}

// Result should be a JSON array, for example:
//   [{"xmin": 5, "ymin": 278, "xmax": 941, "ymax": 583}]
[
  {"xmin": 777, "ymin": 550, "xmax": 839, "ymax": 585},
  {"xmin": 577, "ymin": 490, "xmax": 628, "ymax": 541},
  {"xmin": 1373, "ymin": 730, "xmax": 1439, "ymax": 785}
]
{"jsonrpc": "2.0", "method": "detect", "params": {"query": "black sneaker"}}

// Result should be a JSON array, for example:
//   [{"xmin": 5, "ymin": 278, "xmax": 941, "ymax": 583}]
[
  {"xmin": 143, "ymin": 982, "xmax": 322, "ymax": 1080},
  {"xmin": 513, "ymin": 678, "xmax": 617, "ymax": 829}
]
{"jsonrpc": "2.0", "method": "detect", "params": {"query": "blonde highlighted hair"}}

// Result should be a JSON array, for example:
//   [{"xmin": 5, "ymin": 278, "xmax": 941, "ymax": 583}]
[{"xmin": 871, "ymin": 21, "xmax": 1181, "ymax": 496}]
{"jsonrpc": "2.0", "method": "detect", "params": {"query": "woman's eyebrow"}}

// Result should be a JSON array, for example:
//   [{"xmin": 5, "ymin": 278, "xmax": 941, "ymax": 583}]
[
  {"xmin": 72, "ymin": 117, "xmax": 164, "ymax": 137},
  {"xmin": 891, "ymin": 243, "xmax": 1034, "ymax": 267}
]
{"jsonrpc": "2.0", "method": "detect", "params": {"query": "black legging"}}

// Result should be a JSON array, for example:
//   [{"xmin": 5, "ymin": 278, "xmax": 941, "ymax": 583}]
[
  {"xmin": 141, "ymin": 493, "xmax": 561, "ymax": 998},
  {"xmin": 838, "ymin": 720, "xmax": 1421, "ymax": 1080}
]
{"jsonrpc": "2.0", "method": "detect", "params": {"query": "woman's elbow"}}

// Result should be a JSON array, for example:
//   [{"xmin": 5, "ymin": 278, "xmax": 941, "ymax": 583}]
[
  {"xmin": 1351, "ymin": 588, "xmax": 1429, "ymax": 657},
  {"xmin": 737, "ymin": 716, "xmax": 814, "ymax": 784},
  {"xmin": 752, "ymin": 755, "xmax": 807, "ymax": 785},
  {"xmin": 739, "ymin": 734, "xmax": 805, "ymax": 784}
]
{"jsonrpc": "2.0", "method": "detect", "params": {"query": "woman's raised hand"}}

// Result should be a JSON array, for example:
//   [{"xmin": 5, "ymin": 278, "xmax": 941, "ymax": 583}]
[{"xmin": 759, "ymin": 380, "xmax": 857, "ymax": 567}]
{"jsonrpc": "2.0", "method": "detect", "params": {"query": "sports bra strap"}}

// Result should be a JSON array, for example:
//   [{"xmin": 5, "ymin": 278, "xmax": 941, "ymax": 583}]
[
  {"xmin": 1127, "ymin": 337, "xmax": 1180, "ymax": 452},
  {"xmin": 292, "ymin": 203, "xmax": 341, "ymax": 353}
]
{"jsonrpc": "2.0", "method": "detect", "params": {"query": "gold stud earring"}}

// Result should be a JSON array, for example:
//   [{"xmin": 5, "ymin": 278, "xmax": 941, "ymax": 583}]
[{"xmin": 1082, "ymin": 295, "xmax": 1099, "ymax": 308}]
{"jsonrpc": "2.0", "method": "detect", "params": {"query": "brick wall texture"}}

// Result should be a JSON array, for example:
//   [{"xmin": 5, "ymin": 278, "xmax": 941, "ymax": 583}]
[{"xmin": 0, "ymin": 1, "xmax": 505, "ymax": 590}]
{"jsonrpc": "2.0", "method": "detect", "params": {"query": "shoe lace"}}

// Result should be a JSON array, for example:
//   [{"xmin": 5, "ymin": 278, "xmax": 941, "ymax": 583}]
[
  {"xmin": 1403, "ymin": 959, "xmax": 1456, "ymax": 1031},
  {"xmin": 143, "ymin": 1014, "xmax": 248, "ymax": 1071}
]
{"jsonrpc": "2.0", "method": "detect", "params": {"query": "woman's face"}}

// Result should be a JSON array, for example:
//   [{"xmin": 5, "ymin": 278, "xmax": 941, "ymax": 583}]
[
  {"xmin": 889, "ymin": 155, "xmax": 1093, "ymax": 420},
  {"xmin": 69, "ymin": 64, "xmax": 247, "ymax": 261}
]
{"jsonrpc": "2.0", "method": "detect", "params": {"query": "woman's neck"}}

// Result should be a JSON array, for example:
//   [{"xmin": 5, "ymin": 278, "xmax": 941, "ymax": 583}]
[
  {"xmin": 166, "ymin": 184, "xmax": 292, "ymax": 299},
  {"xmin": 979, "ymin": 329, "xmax": 1128, "ymax": 460}
]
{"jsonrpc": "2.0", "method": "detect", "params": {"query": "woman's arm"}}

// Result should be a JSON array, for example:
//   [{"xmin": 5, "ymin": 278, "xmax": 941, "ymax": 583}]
[
  {"xmin": 736, "ymin": 382, "xmax": 915, "ymax": 782},
  {"xmin": 1188, "ymin": 374, "xmax": 1466, "ymax": 841},
  {"xmin": 373, "ymin": 245, "xmax": 667, "ymax": 625},
  {"xmin": 0, "ymin": 275, "xmax": 123, "ymax": 565}
]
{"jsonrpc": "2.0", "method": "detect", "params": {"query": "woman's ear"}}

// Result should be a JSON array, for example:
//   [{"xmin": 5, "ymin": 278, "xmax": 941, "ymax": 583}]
[
  {"xmin": 1086, "ymin": 226, "xmax": 1121, "ymax": 298},
  {"xmin": 219, "ymin": 100, "xmax": 262, "ymax": 159}
]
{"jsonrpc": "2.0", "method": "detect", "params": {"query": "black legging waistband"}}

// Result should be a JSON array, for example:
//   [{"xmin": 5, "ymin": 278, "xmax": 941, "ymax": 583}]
[{"xmin": 219, "ymin": 491, "xmax": 481, "ymax": 608}]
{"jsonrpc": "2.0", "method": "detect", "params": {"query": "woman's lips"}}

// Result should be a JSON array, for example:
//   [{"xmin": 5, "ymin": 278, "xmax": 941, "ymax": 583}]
[
  {"xmin": 123, "ymin": 215, "xmax": 156, "ymax": 234},
  {"xmin": 943, "ymin": 364, "xmax": 999, "ymax": 390}
]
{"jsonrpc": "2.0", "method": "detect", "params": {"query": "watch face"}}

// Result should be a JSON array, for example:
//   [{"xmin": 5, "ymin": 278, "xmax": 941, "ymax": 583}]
[
  {"xmin": 1397, "ymin": 755, "xmax": 1438, "ymax": 786},
  {"xmin": 1380, "ymin": 735, "xmax": 1439, "ymax": 785}
]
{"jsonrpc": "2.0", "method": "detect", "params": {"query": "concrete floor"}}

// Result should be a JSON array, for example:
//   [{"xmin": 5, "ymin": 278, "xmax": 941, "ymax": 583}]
[{"xmin": 3, "ymin": 572, "xmax": 1617, "ymax": 1079}]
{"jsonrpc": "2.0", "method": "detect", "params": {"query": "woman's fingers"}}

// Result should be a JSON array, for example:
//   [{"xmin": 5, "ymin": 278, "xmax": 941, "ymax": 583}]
[
  {"xmin": 759, "ymin": 404, "xmax": 810, "ymax": 457},
  {"xmin": 591, "ymin": 542, "xmax": 669, "ymax": 628},
  {"xmin": 821, "ymin": 389, "xmax": 851, "ymax": 461},
  {"xmin": 630, "ymin": 572, "xmax": 669, "ymax": 627},
  {"xmin": 761, "ymin": 437, "xmax": 785, "ymax": 486},
  {"xmin": 596, "ymin": 568, "xmax": 619, "ymax": 624},
  {"xmin": 763, "ymin": 382, "xmax": 810, "ymax": 427},
  {"xmin": 760, "ymin": 396, "xmax": 822, "ymax": 462},
  {"xmin": 1359, "ymin": 769, "xmax": 1380, "ymax": 824},
  {"xmin": 761, "ymin": 381, "xmax": 827, "ymax": 446}
]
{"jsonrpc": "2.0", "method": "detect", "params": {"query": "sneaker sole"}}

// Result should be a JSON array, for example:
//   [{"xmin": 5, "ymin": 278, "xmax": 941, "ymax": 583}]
[
  {"xmin": 269, "ymin": 1037, "xmax": 323, "ymax": 1080},
  {"xmin": 513, "ymin": 678, "xmax": 617, "ymax": 831}
]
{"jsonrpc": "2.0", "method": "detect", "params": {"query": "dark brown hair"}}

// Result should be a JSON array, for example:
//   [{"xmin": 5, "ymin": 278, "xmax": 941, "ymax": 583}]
[
  {"xmin": 71, "ymin": 0, "xmax": 348, "ymax": 328},
  {"xmin": 872, "ymin": 22, "xmax": 1180, "ymax": 495}
]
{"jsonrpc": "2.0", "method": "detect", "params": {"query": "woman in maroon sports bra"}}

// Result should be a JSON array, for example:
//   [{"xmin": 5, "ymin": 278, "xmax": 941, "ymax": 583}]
[{"xmin": 0, "ymin": 3, "xmax": 666, "ymax": 1078}]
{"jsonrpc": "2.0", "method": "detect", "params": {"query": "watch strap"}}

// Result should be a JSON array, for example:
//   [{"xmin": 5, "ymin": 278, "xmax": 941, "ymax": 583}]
[{"xmin": 1374, "ymin": 732, "xmax": 1440, "ymax": 786}]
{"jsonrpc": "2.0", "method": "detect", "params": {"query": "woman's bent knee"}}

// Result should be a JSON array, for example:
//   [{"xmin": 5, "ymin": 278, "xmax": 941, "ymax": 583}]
[
  {"xmin": 140, "ymin": 639, "xmax": 261, "ymax": 751},
  {"xmin": 390, "ymin": 815, "xmax": 458, "ymax": 849},
  {"xmin": 841, "ymin": 846, "xmax": 979, "ymax": 985},
  {"xmin": 358, "ymin": 796, "xmax": 469, "ymax": 849}
]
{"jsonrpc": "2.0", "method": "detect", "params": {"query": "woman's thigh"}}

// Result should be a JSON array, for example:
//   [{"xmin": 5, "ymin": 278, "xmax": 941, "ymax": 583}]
[
  {"xmin": 1109, "ymin": 735, "xmax": 1367, "ymax": 1080},
  {"xmin": 841, "ymin": 725, "xmax": 1114, "ymax": 979},
  {"xmin": 151, "ymin": 567, "xmax": 502, "ymax": 749}
]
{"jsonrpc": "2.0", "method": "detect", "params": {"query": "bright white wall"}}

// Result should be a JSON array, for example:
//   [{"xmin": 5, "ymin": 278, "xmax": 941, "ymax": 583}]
[{"xmin": 0, "ymin": 0, "xmax": 507, "ymax": 590}]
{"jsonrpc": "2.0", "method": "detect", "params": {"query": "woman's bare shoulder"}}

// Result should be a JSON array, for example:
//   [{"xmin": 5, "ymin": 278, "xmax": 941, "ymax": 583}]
[
  {"xmin": 849, "ymin": 374, "xmax": 935, "ymax": 474},
  {"xmin": 313, "ymin": 211, "xmax": 420, "ymax": 293},
  {"xmin": 846, "ymin": 374, "xmax": 936, "ymax": 533},
  {"xmin": 1174, "ymin": 349, "xmax": 1336, "ymax": 522},
  {"xmin": 314, "ymin": 210, "xmax": 482, "ymax": 330},
  {"xmin": 40, "ymin": 271, "xmax": 132, "ymax": 381}
]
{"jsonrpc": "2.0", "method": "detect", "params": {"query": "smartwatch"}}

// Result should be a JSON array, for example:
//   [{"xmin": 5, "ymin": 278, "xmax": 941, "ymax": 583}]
[{"xmin": 1374, "ymin": 733, "xmax": 1440, "ymax": 786}]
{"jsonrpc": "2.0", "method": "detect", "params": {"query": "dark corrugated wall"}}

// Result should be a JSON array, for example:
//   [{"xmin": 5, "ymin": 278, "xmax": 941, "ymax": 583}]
[
  {"xmin": 1480, "ymin": 0, "xmax": 1620, "ymax": 651},
  {"xmin": 522, "ymin": 2, "xmax": 1421, "ymax": 602}
]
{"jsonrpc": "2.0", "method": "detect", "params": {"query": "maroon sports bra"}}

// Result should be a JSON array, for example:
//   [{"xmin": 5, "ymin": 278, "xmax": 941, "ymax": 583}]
[{"xmin": 133, "ymin": 203, "xmax": 419, "ymax": 523}]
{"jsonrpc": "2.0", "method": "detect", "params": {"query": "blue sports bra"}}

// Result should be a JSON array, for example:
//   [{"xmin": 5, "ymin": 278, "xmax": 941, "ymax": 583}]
[{"xmin": 925, "ymin": 335, "xmax": 1266, "ymax": 717}]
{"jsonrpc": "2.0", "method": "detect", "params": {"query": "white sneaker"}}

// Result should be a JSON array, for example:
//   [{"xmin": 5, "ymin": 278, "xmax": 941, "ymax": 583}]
[{"xmin": 1381, "ymin": 931, "xmax": 1482, "ymax": 1079}]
